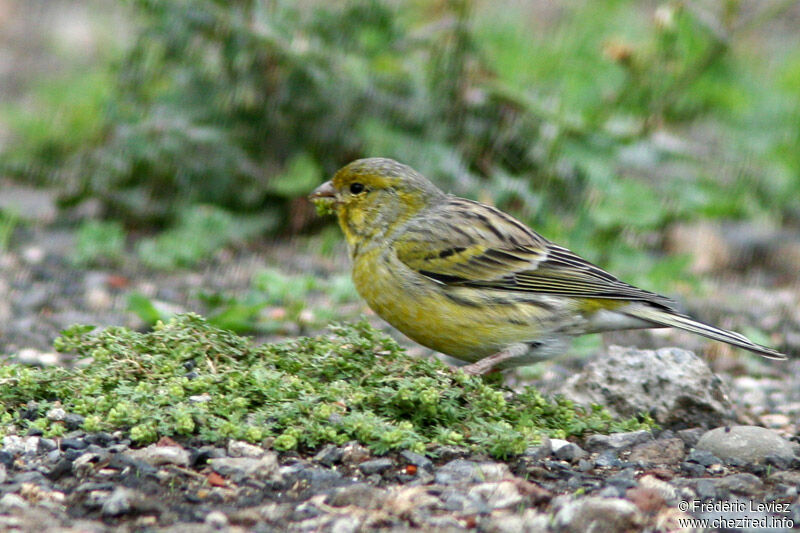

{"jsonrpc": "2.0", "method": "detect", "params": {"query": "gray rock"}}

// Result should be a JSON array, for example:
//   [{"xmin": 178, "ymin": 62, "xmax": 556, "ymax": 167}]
[
  {"xmin": 552, "ymin": 496, "xmax": 642, "ymax": 533},
  {"xmin": 560, "ymin": 346, "xmax": 734, "ymax": 427},
  {"xmin": 595, "ymin": 450, "xmax": 621, "ymax": 468},
  {"xmin": 585, "ymin": 430, "xmax": 652, "ymax": 452},
  {"xmin": 676, "ymin": 427, "xmax": 705, "ymax": 448},
  {"xmin": 327, "ymin": 483, "xmax": 388, "ymax": 509},
  {"xmin": 695, "ymin": 425, "xmax": 795, "ymax": 465},
  {"xmin": 226, "ymin": 440, "xmax": 264, "ymax": 458},
  {"xmin": 687, "ymin": 449, "xmax": 721, "ymax": 467},
  {"xmin": 204, "ymin": 510, "xmax": 229, "ymax": 529},
  {"xmin": 468, "ymin": 481, "xmax": 524, "ymax": 510},
  {"xmin": 400, "ymin": 450, "xmax": 433, "ymax": 472},
  {"xmin": 358, "ymin": 458, "xmax": 393, "ymax": 475},
  {"xmin": 713, "ymin": 473, "xmax": 764, "ymax": 496},
  {"xmin": 313, "ymin": 444, "xmax": 344, "ymax": 466},
  {"xmin": 551, "ymin": 440, "xmax": 587, "ymax": 462},
  {"xmin": 209, "ymin": 453, "xmax": 280, "ymax": 480},
  {"xmin": 434, "ymin": 460, "xmax": 510, "ymax": 486},
  {"xmin": 628, "ymin": 438, "xmax": 685, "ymax": 466},
  {"xmin": 101, "ymin": 487, "xmax": 136, "ymax": 517},
  {"xmin": 523, "ymin": 436, "xmax": 552, "ymax": 460},
  {"xmin": 130, "ymin": 444, "xmax": 190, "ymax": 467},
  {"xmin": 484, "ymin": 509, "xmax": 548, "ymax": 533}
]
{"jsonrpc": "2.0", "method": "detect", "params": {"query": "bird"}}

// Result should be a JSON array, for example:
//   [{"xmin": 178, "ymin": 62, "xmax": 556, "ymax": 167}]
[{"xmin": 310, "ymin": 157, "xmax": 786, "ymax": 374}]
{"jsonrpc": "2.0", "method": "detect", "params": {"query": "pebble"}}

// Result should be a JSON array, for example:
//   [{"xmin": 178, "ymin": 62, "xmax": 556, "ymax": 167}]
[
  {"xmin": 204, "ymin": 510, "xmax": 229, "ymax": 529},
  {"xmin": 328, "ymin": 483, "xmax": 388, "ymax": 509},
  {"xmin": 468, "ymin": 481, "xmax": 524, "ymax": 510},
  {"xmin": 226, "ymin": 440, "xmax": 265, "ymax": 458},
  {"xmin": 313, "ymin": 444, "xmax": 344, "ymax": 466},
  {"xmin": 523, "ymin": 437, "xmax": 552, "ymax": 460},
  {"xmin": 358, "ymin": 458, "xmax": 394, "ymax": 476},
  {"xmin": 209, "ymin": 454, "xmax": 280, "ymax": 481},
  {"xmin": 713, "ymin": 473, "xmax": 764, "ymax": 496},
  {"xmin": 130, "ymin": 444, "xmax": 190, "ymax": 467},
  {"xmin": 434, "ymin": 460, "xmax": 510, "ymax": 486},
  {"xmin": 628, "ymin": 438, "xmax": 684, "ymax": 466},
  {"xmin": 695, "ymin": 425, "xmax": 796, "ymax": 466},
  {"xmin": 585, "ymin": 430, "xmax": 652, "ymax": 452},
  {"xmin": 400, "ymin": 450, "xmax": 433, "ymax": 472},
  {"xmin": 100, "ymin": 487, "xmax": 132, "ymax": 517},
  {"xmin": 552, "ymin": 496, "xmax": 642, "ymax": 533},
  {"xmin": 551, "ymin": 440, "xmax": 587, "ymax": 462},
  {"xmin": 686, "ymin": 448, "xmax": 721, "ymax": 467}
]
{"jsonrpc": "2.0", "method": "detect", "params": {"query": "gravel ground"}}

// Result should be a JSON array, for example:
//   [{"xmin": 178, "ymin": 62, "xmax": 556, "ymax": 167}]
[{"xmin": 1, "ymin": 185, "xmax": 800, "ymax": 531}]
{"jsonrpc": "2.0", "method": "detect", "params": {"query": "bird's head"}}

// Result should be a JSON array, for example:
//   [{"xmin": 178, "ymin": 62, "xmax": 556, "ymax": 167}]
[{"xmin": 310, "ymin": 158, "xmax": 444, "ymax": 247}]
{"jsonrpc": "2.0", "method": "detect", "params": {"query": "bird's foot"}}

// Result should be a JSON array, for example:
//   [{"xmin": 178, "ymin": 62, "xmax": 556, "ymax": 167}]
[{"xmin": 460, "ymin": 345, "xmax": 527, "ymax": 375}]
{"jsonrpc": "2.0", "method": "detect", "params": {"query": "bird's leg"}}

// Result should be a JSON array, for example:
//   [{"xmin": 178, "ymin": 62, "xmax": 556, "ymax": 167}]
[{"xmin": 460, "ymin": 343, "xmax": 531, "ymax": 375}]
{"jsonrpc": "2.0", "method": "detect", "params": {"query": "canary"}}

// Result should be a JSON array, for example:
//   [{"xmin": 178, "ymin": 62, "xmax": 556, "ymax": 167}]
[{"xmin": 310, "ymin": 158, "xmax": 786, "ymax": 374}]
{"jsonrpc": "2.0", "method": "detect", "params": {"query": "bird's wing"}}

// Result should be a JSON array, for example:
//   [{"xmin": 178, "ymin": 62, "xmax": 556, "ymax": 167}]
[{"xmin": 395, "ymin": 197, "xmax": 677, "ymax": 309}]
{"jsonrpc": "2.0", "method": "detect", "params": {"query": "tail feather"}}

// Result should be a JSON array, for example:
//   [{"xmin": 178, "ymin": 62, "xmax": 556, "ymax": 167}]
[{"xmin": 627, "ymin": 307, "xmax": 787, "ymax": 360}]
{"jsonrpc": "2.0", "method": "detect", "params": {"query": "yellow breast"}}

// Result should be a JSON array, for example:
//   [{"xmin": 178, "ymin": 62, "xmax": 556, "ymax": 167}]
[{"xmin": 351, "ymin": 246, "xmax": 549, "ymax": 362}]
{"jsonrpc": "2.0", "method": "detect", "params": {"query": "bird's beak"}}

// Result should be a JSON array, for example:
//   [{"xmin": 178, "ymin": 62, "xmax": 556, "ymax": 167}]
[{"xmin": 310, "ymin": 181, "xmax": 336, "ymax": 200}]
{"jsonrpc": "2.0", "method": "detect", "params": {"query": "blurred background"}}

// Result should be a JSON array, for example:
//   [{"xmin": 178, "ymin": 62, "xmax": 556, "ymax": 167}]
[{"xmin": 0, "ymin": 0, "xmax": 798, "ymax": 370}]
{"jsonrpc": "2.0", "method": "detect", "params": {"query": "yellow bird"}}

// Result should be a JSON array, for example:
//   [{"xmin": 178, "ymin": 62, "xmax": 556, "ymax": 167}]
[{"xmin": 311, "ymin": 158, "xmax": 786, "ymax": 374}]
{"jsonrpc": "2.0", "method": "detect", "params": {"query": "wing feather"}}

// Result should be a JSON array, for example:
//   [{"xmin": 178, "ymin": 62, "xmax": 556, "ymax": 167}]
[{"xmin": 395, "ymin": 197, "xmax": 677, "ymax": 311}]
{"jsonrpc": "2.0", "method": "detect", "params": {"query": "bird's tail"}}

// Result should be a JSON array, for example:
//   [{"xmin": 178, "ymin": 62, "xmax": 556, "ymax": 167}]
[{"xmin": 626, "ymin": 306, "xmax": 787, "ymax": 360}]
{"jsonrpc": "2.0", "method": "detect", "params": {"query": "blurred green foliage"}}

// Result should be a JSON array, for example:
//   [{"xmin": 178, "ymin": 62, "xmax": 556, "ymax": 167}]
[
  {"xmin": 1, "ymin": 0, "xmax": 798, "ymax": 283},
  {"xmin": 128, "ymin": 267, "xmax": 360, "ymax": 334}
]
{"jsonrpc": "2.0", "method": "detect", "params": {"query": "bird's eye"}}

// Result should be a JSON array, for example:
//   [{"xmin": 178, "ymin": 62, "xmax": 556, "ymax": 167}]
[{"xmin": 349, "ymin": 183, "xmax": 365, "ymax": 195}]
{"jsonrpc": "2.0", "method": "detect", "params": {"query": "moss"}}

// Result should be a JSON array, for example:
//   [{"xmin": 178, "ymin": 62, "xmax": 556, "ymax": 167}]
[{"xmin": 0, "ymin": 315, "xmax": 653, "ymax": 458}]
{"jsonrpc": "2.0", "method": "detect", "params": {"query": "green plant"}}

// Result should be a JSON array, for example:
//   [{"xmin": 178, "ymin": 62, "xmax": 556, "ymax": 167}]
[
  {"xmin": 72, "ymin": 220, "xmax": 126, "ymax": 266},
  {"xmin": 0, "ymin": 314, "xmax": 652, "ymax": 456},
  {"xmin": 135, "ymin": 204, "xmax": 276, "ymax": 269}
]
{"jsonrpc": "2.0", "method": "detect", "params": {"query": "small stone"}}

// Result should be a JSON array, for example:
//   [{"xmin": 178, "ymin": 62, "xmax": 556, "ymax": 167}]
[
  {"xmin": 38, "ymin": 438, "xmax": 58, "ymax": 453},
  {"xmin": 595, "ymin": 450, "xmax": 621, "ymax": 468},
  {"xmin": 101, "ymin": 487, "xmax": 135, "ymax": 517},
  {"xmin": 626, "ymin": 487, "xmax": 665, "ymax": 514},
  {"xmin": 400, "ymin": 450, "xmax": 433, "ymax": 472},
  {"xmin": 358, "ymin": 458, "xmax": 394, "ymax": 476},
  {"xmin": 60, "ymin": 438, "xmax": 88, "ymax": 451},
  {"xmin": 687, "ymin": 449, "xmax": 721, "ymax": 467},
  {"xmin": 713, "ymin": 473, "xmax": 763, "ymax": 496},
  {"xmin": 226, "ymin": 440, "xmax": 264, "ymax": 458},
  {"xmin": 680, "ymin": 461, "xmax": 706, "ymax": 476},
  {"xmin": 46, "ymin": 407, "xmax": 67, "ymax": 421},
  {"xmin": 468, "ymin": 481, "xmax": 524, "ymax": 510},
  {"xmin": 759, "ymin": 413, "xmax": 790, "ymax": 429},
  {"xmin": 130, "ymin": 444, "xmax": 190, "ymax": 467},
  {"xmin": 552, "ymin": 440, "xmax": 588, "ymax": 462},
  {"xmin": 585, "ymin": 431, "xmax": 652, "ymax": 452},
  {"xmin": 0, "ymin": 493, "xmax": 28, "ymax": 509},
  {"xmin": 328, "ymin": 483, "xmax": 388, "ymax": 509},
  {"xmin": 523, "ymin": 437, "xmax": 552, "ymax": 460},
  {"xmin": 340, "ymin": 441, "xmax": 370, "ymax": 464},
  {"xmin": 695, "ymin": 479, "xmax": 717, "ymax": 500},
  {"xmin": 204, "ymin": 510, "xmax": 229, "ymax": 529},
  {"xmin": 209, "ymin": 453, "xmax": 280, "ymax": 481},
  {"xmin": 552, "ymin": 496, "xmax": 642, "ymax": 533},
  {"xmin": 314, "ymin": 444, "xmax": 344, "ymax": 466},
  {"xmin": 628, "ymin": 438, "xmax": 684, "ymax": 466},
  {"xmin": 695, "ymin": 425, "xmax": 795, "ymax": 465},
  {"xmin": 435, "ymin": 460, "xmax": 510, "ymax": 486},
  {"xmin": 637, "ymin": 475, "xmax": 677, "ymax": 502},
  {"xmin": 0, "ymin": 451, "xmax": 12, "ymax": 468},
  {"xmin": 676, "ymin": 427, "xmax": 705, "ymax": 448},
  {"xmin": 330, "ymin": 516, "xmax": 361, "ymax": 533}
]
